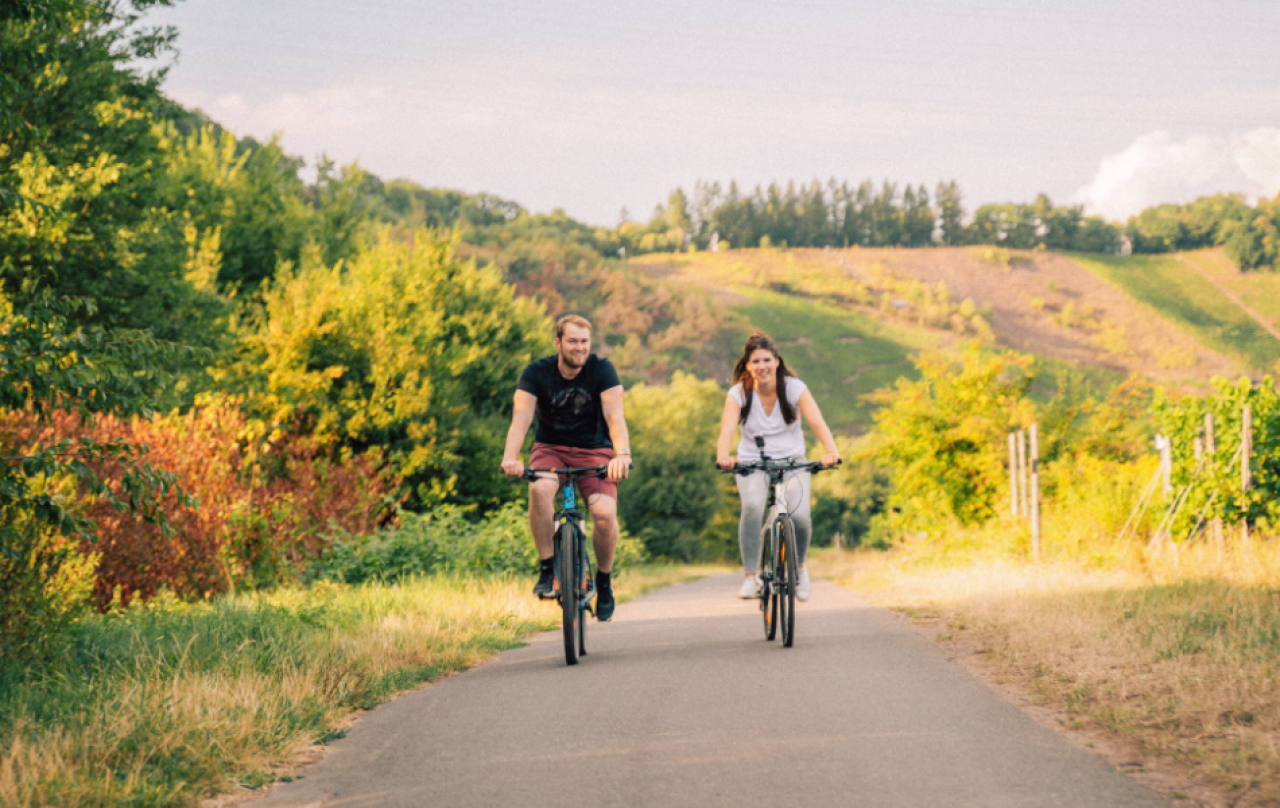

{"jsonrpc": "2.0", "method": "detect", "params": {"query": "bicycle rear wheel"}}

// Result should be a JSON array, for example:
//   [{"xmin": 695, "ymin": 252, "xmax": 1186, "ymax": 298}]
[
  {"xmin": 760, "ymin": 524, "xmax": 777, "ymax": 641},
  {"xmin": 556, "ymin": 523, "xmax": 579, "ymax": 665},
  {"xmin": 779, "ymin": 517, "xmax": 798, "ymax": 648}
]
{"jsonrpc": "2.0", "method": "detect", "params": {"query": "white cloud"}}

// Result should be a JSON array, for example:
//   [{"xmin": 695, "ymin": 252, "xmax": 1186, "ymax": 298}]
[{"xmin": 1072, "ymin": 128, "xmax": 1280, "ymax": 221}]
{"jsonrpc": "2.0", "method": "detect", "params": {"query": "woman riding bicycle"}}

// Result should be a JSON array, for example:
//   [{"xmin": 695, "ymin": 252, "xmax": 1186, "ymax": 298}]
[{"xmin": 716, "ymin": 332, "xmax": 840, "ymax": 601}]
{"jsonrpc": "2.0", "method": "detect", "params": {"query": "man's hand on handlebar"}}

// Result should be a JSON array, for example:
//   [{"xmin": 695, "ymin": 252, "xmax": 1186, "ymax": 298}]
[
  {"xmin": 607, "ymin": 453, "xmax": 632, "ymax": 481},
  {"xmin": 500, "ymin": 458, "xmax": 525, "ymax": 478}
]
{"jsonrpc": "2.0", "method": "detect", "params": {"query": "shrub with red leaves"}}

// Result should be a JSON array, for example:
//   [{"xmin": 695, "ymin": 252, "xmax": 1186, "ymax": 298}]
[{"xmin": 2, "ymin": 399, "xmax": 394, "ymax": 608}]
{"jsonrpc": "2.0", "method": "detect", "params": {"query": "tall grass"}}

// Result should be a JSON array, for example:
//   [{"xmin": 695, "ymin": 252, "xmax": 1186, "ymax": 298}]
[
  {"xmin": 0, "ymin": 565, "xmax": 712, "ymax": 808},
  {"xmin": 819, "ymin": 519, "xmax": 1280, "ymax": 805}
]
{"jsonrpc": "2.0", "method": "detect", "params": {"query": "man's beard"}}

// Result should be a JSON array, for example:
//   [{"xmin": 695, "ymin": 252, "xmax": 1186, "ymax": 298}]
[{"xmin": 561, "ymin": 351, "xmax": 587, "ymax": 369}]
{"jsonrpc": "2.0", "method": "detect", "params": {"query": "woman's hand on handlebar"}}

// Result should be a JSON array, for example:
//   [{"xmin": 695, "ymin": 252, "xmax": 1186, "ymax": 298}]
[
  {"xmin": 717, "ymin": 453, "xmax": 736, "ymax": 470},
  {"xmin": 821, "ymin": 452, "xmax": 841, "ymax": 469},
  {"xmin": 500, "ymin": 458, "xmax": 525, "ymax": 478}
]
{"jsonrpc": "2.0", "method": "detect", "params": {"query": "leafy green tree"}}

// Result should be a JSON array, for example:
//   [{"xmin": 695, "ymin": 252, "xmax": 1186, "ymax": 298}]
[
  {"xmin": 221, "ymin": 227, "xmax": 550, "ymax": 512},
  {"xmin": 1126, "ymin": 193, "xmax": 1253, "ymax": 254},
  {"xmin": 902, "ymin": 184, "xmax": 934, "ymax": 247},
  {"xmin": 935, "ymin": 181, "xmax": 964, "ymax": 246},
  {"xmin": 158, "ymin": 124, "xmax": 314, "ymax": 292},
  {"xmin": 1222, "ymin": 193, "xmax": 1280, "ymax": 272},
  {"xmin": 0, "ymin": 0, "xmax": 199, "ymax": 335},
  {"xmin": 869, "ymin": 345, "xmax": 1032, "ymax": 528},
  {"xmin": 620, "ymin": 372, "xmax": 728, "ymax": 560}
]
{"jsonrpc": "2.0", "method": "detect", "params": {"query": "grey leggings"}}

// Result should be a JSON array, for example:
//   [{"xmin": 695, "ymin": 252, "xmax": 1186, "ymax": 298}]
[{"xmin": 736, "ymin": 459, "xmax": 812, "ymax": 573}]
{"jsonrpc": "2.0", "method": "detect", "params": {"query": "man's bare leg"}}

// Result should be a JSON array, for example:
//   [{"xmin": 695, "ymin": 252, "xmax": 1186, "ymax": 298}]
[
  {"xmin": 588, "ymin": 494, "xmax": 619, "ymax": 573},
  {"xmin": 529, "ymin": 477, "xmax": 558, "ymax": 559}
]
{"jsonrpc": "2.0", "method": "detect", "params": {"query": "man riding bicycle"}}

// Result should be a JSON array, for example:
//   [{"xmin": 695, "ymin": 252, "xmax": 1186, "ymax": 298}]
[{"xmin": 500, "ymin": 315, "xmax": 633, "ymax": 621}]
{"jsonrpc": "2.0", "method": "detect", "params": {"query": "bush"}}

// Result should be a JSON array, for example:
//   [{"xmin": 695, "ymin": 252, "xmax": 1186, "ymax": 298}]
[
  {"xmin": 868, "ymin": 345, "xmax": 1033, "ymax": 530},
  {"xmin": 1, "ymin": 398, "xmax": 393, "ymax": 608},
  {"xmin": 621, "ymin": 372, "xmax": 731, "ymax": 561},
  {"xmin": 220, "ymin": 227, "xmax": 550, "ymax": 514},
  {"xmin": 315, "ymin": 501, "xmax": 645, "ymax": 584},
  {"xmin": 811, "ymin": 457, "xmax": 891, "ymax": 548}
]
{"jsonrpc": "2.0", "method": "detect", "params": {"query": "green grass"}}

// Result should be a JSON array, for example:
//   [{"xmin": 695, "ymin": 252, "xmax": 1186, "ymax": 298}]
[
  {"xmin": 726, "ymin": 288, "xmax": 936, "ymax": 431},
  {"xmin": 0, "ymin": 565, "xmax": 718, "ymax": 807},
  {"xmin": 1069, "ymin": 252, "xmax": 1280, "ymax": 372}
]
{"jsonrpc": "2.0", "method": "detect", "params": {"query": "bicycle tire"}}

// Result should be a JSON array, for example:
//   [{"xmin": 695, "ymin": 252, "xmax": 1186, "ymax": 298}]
[
  {"xmin": 779, "ymin": 517, "xmax": 798, "ymax": 647},
  {"xmin": 556, "ymin": 522, "xmax": 579, "ymax": 665},
  {"xmin": 578, "ymin": 528, "xmax": 589, "ymax": 657},
  {"xmin": 761, "ymin": 524, "xmax": 777, "ymax": 641}
]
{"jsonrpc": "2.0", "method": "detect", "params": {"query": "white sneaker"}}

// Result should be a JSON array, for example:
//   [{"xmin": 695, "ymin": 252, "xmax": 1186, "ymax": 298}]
[
  {"xmin": 737, "ymin": 575, "xmax": 759, "ymax": 599},
  {"xmin": 796, "ymin": 567, "xmax": 812, "ymax": 602}
]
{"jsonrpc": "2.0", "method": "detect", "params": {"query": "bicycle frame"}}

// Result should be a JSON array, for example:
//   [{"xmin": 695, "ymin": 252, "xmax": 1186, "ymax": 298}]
[
  {"xmin": 521, "ymin": 464, "xmax": 608, "ymax": 665},
  {"xmin": 553, "ymin": 476, "xmax": 595, "ymax": 610},
  {"xmin": 725, "ymin": 454, "xmax": 838, "ymax": 647}
]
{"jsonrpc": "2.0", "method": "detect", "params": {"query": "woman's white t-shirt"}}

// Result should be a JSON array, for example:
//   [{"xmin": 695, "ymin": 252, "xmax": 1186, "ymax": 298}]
[{"xmin": 728, "ymin": 376, "xmax": 809, "ymax": 460}]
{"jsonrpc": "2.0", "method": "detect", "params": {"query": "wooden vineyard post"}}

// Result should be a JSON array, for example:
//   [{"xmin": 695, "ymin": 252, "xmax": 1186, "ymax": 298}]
[
  {"xmin": 1205, "ymin": 412, "xmax": 1223, "ymax": 559},
  {"xmin": 1030, "ymin": 423, "xmax": 1041, "ymax": 562},
  {"xmin": 1157, "ymin": 435, "xmax": 1172, "ymax": 497},
  {"xmin": 1009, "ymin": 432, "xmax": 1019, "ymax": 518},
  {"xmin": 1019, "ymin": 430, "xmax": 1030, "ymax": 522},
  {"xmin": 1242, "ymin": 404, "xmax": 1253, "ymax": 547}
]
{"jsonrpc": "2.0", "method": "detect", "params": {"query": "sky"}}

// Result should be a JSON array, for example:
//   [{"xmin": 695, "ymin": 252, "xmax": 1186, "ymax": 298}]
[{"xmin": 146, "ymin": 0, "xmax": 1280, "ymax": 227}]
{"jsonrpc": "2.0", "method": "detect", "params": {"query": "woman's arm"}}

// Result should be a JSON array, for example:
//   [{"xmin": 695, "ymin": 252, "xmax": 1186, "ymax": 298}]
[
  {"xmin": 716, "ymin": 394, "xmax": 743, "ymax": 469},
  {"xmin": 797, "ymin": 389, "xmax": 840, "ymax": 467}
]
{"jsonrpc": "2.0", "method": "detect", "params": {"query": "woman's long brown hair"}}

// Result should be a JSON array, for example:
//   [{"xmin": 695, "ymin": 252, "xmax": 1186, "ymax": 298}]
[{"xmin": 732, "ymin": 332, "xmax": 797, "ymax": 425}]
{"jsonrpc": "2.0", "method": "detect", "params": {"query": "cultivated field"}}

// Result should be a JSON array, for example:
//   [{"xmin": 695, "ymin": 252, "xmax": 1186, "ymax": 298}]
[{"xmin": 634, "ymin": 246, "xmax": 1280, "ymax": 395}]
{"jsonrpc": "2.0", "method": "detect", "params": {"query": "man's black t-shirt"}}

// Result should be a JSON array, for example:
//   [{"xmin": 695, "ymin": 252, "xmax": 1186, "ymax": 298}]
[{"xmin": 516, "ymin": 354, "xmax": 621, "ymax": 449}]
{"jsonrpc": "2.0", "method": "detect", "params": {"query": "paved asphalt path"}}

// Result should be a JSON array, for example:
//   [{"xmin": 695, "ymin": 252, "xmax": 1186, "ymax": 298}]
[{"xmin": 257, "ymin": 574, "xmax": 1169, "ymax": 808}]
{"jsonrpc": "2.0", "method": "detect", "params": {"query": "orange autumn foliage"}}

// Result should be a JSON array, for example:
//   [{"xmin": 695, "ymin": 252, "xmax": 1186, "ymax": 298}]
[{"xmin": 2, "ymin": 399, "xmax": 394, "ymax": 608}]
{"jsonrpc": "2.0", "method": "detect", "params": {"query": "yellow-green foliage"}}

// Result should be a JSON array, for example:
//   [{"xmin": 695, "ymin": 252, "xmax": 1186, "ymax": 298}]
[
  {"xmin": 221, "ymin": 228, "xmax": 550, "ymax": 510},
  {"xmin": 621, "ymin": 372, "xmax": 733, "ymax": 560},
  {"xmin": 974, "ymin": 246, "xmax": 1012, "ymax": 269},
  {"xmin": 868, "ymin": 346, "xmax": 1034, "ymax": 527},
  {"xmin": 1152, "ymin": 376, "xmax": 1280, "ymax": 536}
]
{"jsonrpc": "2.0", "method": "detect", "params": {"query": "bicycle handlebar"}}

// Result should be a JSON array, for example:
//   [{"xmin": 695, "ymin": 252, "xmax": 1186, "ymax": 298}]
[
  {"xmin": 518, "ymin": 465, "xmax": 611, "ymax": 483},
  {"xmin": 720, "ymin": 458, "xmax": 841, "ymax": 476}
]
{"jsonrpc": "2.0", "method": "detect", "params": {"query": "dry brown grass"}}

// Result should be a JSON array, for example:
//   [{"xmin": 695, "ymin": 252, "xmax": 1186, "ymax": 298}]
[
  {"xmin": 0, "ymin": 565, "xmax": 720, "ymax": 808},
  {"xmin": 817, "ymin": 544, "xmax": 1280, "ymax": 806}
]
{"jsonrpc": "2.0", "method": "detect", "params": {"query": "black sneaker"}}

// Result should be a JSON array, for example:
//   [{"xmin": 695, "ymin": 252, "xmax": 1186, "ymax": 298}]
[
  {"xmin": 533, "ymin": 566, "xmax": 555, "ymax": 599},
  {"xmin": 595, "ymin": 571, "xmax": 615, "ymax": 621}
]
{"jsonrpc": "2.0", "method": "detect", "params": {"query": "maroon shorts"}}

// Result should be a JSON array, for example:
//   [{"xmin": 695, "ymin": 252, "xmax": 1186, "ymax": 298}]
[{"xmin": 529, "ymin": 442, "xmax": 619, "ymax": 502}]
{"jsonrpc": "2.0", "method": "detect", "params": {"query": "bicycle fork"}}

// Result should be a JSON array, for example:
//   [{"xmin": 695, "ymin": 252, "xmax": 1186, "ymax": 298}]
[{"xmin": 756, "ymin": 479, "xmax": 791, "ymax": 606}]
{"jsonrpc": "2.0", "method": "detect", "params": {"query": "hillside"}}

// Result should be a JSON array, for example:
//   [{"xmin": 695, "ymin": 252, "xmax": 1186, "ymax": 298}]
[
  {"xmin": 1071, "ymin": 249, "xmax": 1280, "ymax": 373},
  {"xmin": 628, "ymin": 246, "xmax": 1280, "ymax": 431}
]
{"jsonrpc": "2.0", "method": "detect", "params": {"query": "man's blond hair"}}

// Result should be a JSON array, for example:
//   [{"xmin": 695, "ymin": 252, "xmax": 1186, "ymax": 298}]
[{"xmin": 555, "ymin": 314, "xmax": 593, "ymax": 341}]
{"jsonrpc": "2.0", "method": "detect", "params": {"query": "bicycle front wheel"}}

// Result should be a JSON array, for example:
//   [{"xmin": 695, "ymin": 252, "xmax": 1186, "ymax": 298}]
[
  {"xmin": 556, "ymin": 523, "xmax": 579, "ymax": 665},
  {"xmin": 761, "ymin": 524, "xmax": 777, "ymax": 641},
  {"xmin": 578, "ymin": 530, "xmax": 589, "ymax": 657},
  {"xmin": 779, "ymin": 517, "xmax": 798, "ymax": 647}
]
